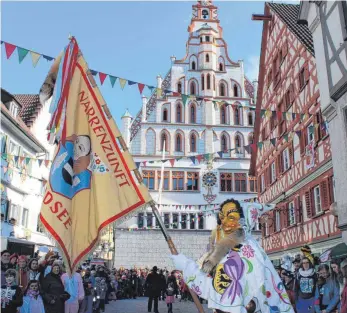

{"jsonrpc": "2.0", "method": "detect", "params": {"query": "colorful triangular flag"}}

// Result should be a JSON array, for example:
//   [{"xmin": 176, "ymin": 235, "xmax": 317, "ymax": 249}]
[
  {"xmin": 135, "ymin": 162, "xmax": 141, "ymax": 169},
  {"xmin": 182, "ymin": 94, "xmax": 189, "ymax": 106},
  {"xmin": 257, "ymin": 142, "xmax": 263, "ymax": 149},
  {"xmin": 44, "ymin": 159, "xmax": 50, "ymax": 167},
  {"xmin": 99, "ymin": 72, "xmax": 107, "ymax": 85},
  {"xmin": 42, "ymin": 55, "xmax": 54, "ymax": 61},
  {"xmin": 38, "ymin": 159, "xmax": 43, "ymax": 167},
  {"xmin": 25, "ymin": 157, "xmax": 31, "ymax": 165},
  {"xmin": 295, "ymin": 130, "xmax": 302, "ymax": 138},
  {"xmin": 109, "ymin": 76, "xmax": 117, "ymax": 87},
  {"xmin": 157, "ymin": 88, "xmax": 162, "ymax": 97},
  {"xmin": 128, "ymin": 80, "xmax": 137, "ymax": 86},
  {"xmin": 169, "ymin": 159, "xmax": 175, "ymax": 167},
  {"xmin": 217, "ymin": 151, "xmax": 223, "ymax": 158},
  {"xmin": 30, "ymin": 51, "xmax": 41, "ymax": 67},
  {"xmin": 14, "ymin": 156, "xmax": 19, "ymax": 165},
  {"xmin": 270, "ymin": 138, "xmax": 277, "ymax": 146},
  {"xmin": 196, "ymin": 155, "xmax": 203, "ymax": 163},
  {"xmin": 147, "ymin": 86, "xmax": 154, "ymax": 92},
  {"xmin": 90, "ymin": 69, "xmax": 98, "ymax": 76},
  {"xmin": 4, "ymin": 42, "xmax": 16, "ymax": 59},
  {"xmin": 138, "ymin": 83, "xmax": 145, "ymax": 94},
  {"xmin": 17, "ymin": 47, "xmax": 29, "ymax": 63},
  {"xmin": 119, "ymin": 78, "xmax": 127, "ymax": 90},
  {"xmin": 189, "ymin": 156, "xmax": 196, "ymax": 163},
  {"xmin": 250, "ymin": 144, "xmax": 257, "ymax": 153}
]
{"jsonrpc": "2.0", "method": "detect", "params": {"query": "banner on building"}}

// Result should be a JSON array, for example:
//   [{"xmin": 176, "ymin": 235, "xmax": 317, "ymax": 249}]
[
  {"xmin": 305, "ymin": 141, "xmax": 315, "ymax": 170},
  {"xmin": 39, "ymin": 38, "xmax": 151, "ymax": 274}
]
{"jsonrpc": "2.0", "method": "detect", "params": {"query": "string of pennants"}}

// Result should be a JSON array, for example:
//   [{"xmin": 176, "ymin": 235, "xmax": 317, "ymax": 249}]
[
  {"xmin": 135, "ymin": 122, "xmax": 327, "ymax": 168},
  {"xmin": 1, "ymin": 164, "xmax": 47, "ymax": 185},
  {"xmin": 1, "ymin": 40, "xmax": 308, "ymax": 117},
  {"xmin": 1, "ymin": 153, "xmax": 51, "ymax": 169}
]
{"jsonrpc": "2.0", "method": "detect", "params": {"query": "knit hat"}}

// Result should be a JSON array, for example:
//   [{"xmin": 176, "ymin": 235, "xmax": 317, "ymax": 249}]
[
  {"xmin": 18, "ymin": 255, "xmax": 28, "ymax": 262},
  {"xmin": 10, "ymin": 253, "xmax": 18, "ymax": 261},
  {"xmin": 301, "ymin": 245, "xmax": 314, "ymax": 265}
]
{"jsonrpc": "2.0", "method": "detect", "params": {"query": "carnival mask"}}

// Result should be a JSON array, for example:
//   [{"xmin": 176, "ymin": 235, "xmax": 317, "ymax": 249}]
[{"xmin": 219, "ymin": 202, "xmax": 241, "ymax": 234}]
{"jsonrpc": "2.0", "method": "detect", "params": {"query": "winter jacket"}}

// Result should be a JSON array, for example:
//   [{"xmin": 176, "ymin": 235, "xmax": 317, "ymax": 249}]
[
  {"xmin": 61, "ymin": 272, "xmax": 84, "ymax": 304},
  {"xmin": 145, "ymin": 271, "xmax": 162, "ymax": 297},
  {"xmin": 314, "ymin": 277, "xmax": 340, "ymax": 313},
  {"xmin": 1, "ymin": 284, "xmax": 23, "ymax": 313}
]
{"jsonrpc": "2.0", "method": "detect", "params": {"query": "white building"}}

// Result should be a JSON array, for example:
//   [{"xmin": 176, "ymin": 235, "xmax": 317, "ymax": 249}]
[
  {"xmin": 299, "ymin": 1, "xmax": 347, "ymax": 243},
  {"xmin": 121, "ymin": 1, "xmax": 258, "ymax": 232},
  {"xmin": 1, "ymin": 88, "xmax": 53, "ymax": 248}
]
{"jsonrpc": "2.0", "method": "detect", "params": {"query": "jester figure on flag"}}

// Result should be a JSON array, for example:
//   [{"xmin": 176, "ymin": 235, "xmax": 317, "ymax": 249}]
[{"xmin": 39, "ymin": 37, "xmax": 151, "ymax": 275}]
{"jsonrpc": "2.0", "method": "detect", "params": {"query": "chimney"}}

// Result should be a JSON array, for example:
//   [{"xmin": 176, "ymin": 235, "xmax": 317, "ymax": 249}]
[
  {"xmin": 156, "ymin": 75, "xmax": 162, "ymax": 88},
  {"xmin": 238, "ymin": 60, "xmax": 245, "ymax": 98}
]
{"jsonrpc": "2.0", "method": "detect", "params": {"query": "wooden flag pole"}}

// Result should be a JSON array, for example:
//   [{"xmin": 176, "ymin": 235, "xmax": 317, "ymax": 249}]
[{"xmin": 149, "ymin": 201, "xmax": 206, "ymax": 313}]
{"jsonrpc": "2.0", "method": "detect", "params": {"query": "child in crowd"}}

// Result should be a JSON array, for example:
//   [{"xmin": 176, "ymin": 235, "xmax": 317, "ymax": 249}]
[
  {"xmin": 1, "ymin": 269, "xmax": 23, "ymax": 313},
  {"xmin": 20, "ymin": 280, "xmax": 45, "ymax": 313}
]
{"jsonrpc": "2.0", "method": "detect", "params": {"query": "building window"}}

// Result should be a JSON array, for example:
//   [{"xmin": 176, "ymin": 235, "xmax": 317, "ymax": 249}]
[
  {"xmin": 221, "ymin": 134, "xmax": 228, "ymax": 152},
  {"xmin": 172, "ymin": 171, "xmax": 184, "ymax": 190},
  {"xmin": 219, "ymin": 63, "xmax": 224, "ymax": 71},
  {"xmin": 164, "ymin": 213, "xmax": 170, "ymax": 228},
  {"xmin": 307, "ymin": 123, "xmax": 314, "ymax": 143},
  {"xmin": 220, "ymin": 105, "xmax": 227, "ymax": 124},
  {"xmin": 213, "ymin": 75, "xmax": 216, "ymax": 91},
  {"xmin": 206, "ymin": 54, "xmax": 210, "ymax": 63},
  {"xmin": 190, "ymin": 105, "xmax": 196, "ymax": 123},
  {"xmin": 299, "ymin": 63, "xmax": 309, "ymax": 90},
  {"xmin": 207, "ymin": 74, "xmax": 211, "ymax": 89},
  {"xmin": 271, "ymin": 162, "xmax": 276, "ymax": 184},
  {"xmin": 162, "ymin": 108, "xmax": 168, "ymax": 122},
  {"xmin": 191, "ymin": 61, "xmax": 196, "ymax": 70},
  {"xmin": 248, "ymin": 113, "xmax": 253, "ymax": 126},
  {"xmin": 190, "ymin": 214, "xmax": 195, "ymax": 229},
  {"xmin": 190, "ymin": 133, "xmax": 197, "ymax": 152},
  {"xmin": 176, "ymin": 104, "xmax": 182, "ymax": 122},
  {"xmin": 158, "ymin": 171, "xmax": 169, "ymax": 191},
  {"xmin": 21, "ymin": 208, "xmax": 29, "ymax": 228},
  {"xmin": 234, "ymin": 107, "xmax": 240, "ymax": 125},
  {"xmin": 200, "ymin": 37, "xmax": 203, "ymax": 43},
  {"xmin": 10, "ymin": 102, "xmax": 19, "ymax": 118},
  {"xmin": 220, "ymin": 173, "xmax": 233, "ymax": 192},
  {"xmin": 313, "ymin": 185, "xmax": 322, "ymax": 214},
  {"xmin": 201, "ymin": 74, "xmax": 205, "ymax": 91},
  {"xmin": 282, "ymin": 148, "xmax": 290, "ymax": 171},
  {"xmin": 143, "ymin": 171, "xmax": 155, "ymax": 190},
  {"xmin": 190, "ymin": 82, "xmax": 196, "ymax": 95},
  {"xmin": 206, "ymin": 36, "xmax": 210, "ymax": 42},
  {"xmin": 173, "ymin": 214, "xmax": 178, "ymax": 229},
  {"xmin": 315, "ymin": 110, "xmax": 327, "ymax": 141},
  {"xmin": 177, "ymin": 82, "xmax": 182, "ymax": 94},
  {"xmin": 288, "ymin": 201, "xmax": 295, "ymax": 225},
  {"xmin": 275, "ymin": 210, "xmax": 281, "ymax": 232},
  {"xmin": 181, "ymin": 214, "xmax": 187, "ymax": 229},
  {"xmin": 161, "ymin": 133, "xmax": 168, "ymax": 151},
  {"xmin": 219, "ymin": 83, "xmax": 226, "ymax": 97},
  {"xmin": 187, "ymin": 172, "xmax": 199, "ymax": 191},
  {"xmin": 147, "ymin": 213, "xmax": 153, "ymax": 227},
  {"xmin": 138, "ymin": 213, "xmax": 144, "ymax": 228},
  {"xmin": 234, "ymin": 173, "xmax": 247, "ymax": 192},
  {"xmin": 175, "ymin": 134, "xmax": 182, "ymax": 152},
  {"xmin": 198, "ymin": 214, "xmax": 204, "ymax": 229},
  {"xmin": 233, "ymin": 85, "xmax": 238, "ymax": 97},
  {"xmin": 261, "ymin": 174, "xmax": 265, "ymax": 192},
  {"xmin": 249, "ymin": 176, "xmax": 257, "ymax": 192},
  {"xmin": 235, "ymin": 135, "xmax": 241, "ymax": 150}
]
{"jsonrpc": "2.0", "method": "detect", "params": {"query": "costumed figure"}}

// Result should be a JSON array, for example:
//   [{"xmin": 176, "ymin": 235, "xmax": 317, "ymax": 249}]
[
  {"xmin": 1, "ymin": 269, "xmax": 23, "ymax": 313},
  {"xmin": 61, "ymin": 270, "xmax": 85, "ymax": 313},
  {"xmin": 170, "ymin": 199, "xmax": 295, "ymax": 313},
  {"xmin": 17, "ymin": 255, "xmax": 29, "ymax": 290},
  {"xmin": 20, "ymin": 280, "xmax": 45, "ymax": 313},
  {"xmin": 27, "ymin": 258, "xmax": 41, "ymax": 282}
]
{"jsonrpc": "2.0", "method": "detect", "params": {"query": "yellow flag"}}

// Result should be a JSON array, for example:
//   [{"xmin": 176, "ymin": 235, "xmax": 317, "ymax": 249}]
[
  {"xmin": 39, "ymin": 39, "xmax": 151, "ymax": 274},
  {"xmin": 119, "ymin": 78, "xmax": 127, "ymax": 90},
  {"xmin": 156, "ymin": 88, "xmax": 162, "ymax": 97}
]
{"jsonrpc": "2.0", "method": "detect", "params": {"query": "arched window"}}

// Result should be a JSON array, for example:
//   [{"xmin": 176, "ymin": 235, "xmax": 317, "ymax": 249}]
[
  {"xmin": 190, "ymin": 82, "xmax": 196, "ymax": 95},
  {"xmin": 234, "ymin": 107, "xmax": 240, "ymax": 125},
  {"xmin": 177, "ymin": 82, "xmax": 182, "ymax": 94},
  {"xmin": 201, "ymin": 74, "xmax": 205, "ymax": 91},
  {"xmin": 220, "ymin": 83, "xmax": 226, "ymax": 97},
  {"xmin": 234, "ymin": 85, "xmax": 238, "ymax": 97},
  {"xmin": 235, "ymin": 135, "xmax": 241, "ymax": 148},
  {"xmin": 161, "ymin": 133, "xmax": 168, "ymax": 151},
  {"xmin": 163, "ymin": 108, "xmax": 168, "ymax": 122},
  {"xmin": 175, "ymin": 134, "xmax": 182, "ymax": 152},
  {"xmin": 219, "ymin": 63, "xmax": 224, "ymax": 71},
  {"xmin": 190, "ymin": 133, "xmax": 197, "ymax": 152},
  {"xmin": 221, "ymin": 134, "xmax": 228, "ymax": 152},
  {"xmin": 176, "ymin": 104, "xmax": 182, "ymax": 123},
  {"xmin": 220, "ymin": 105, "xmax": 227, "ymax": 124},
  {"xmin": 213, "ymin": 75, "xmax": 216, "ymax": 91},
  {"xmin": 206, "ymin": 54, "xmax": 210, "ymax": 63},
  {"xmin": 192, "ymin": 61, "xmax": 196, "ymax": 70},
  {"xmin": 207, "ymin": 74, "xmax": 211, "ymax": 89},
  {"xmin": 248, "ymin": 112, "xmax": 253, "ymax": 126},
  {"xmin": 190, "ymin": 104, "xmax": 196, "ymax": 123}
]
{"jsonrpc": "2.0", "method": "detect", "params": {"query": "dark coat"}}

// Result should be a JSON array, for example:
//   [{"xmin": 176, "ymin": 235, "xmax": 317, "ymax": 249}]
[
  {"xmin": 166, "ymin": 275, "xmax": 179, "ymax": 296},
  {"xmin": 41, "ymin": 273, "xmax": 70, "ymax": 313},
  {"xmin": 145, "ymin": 271, "xmax": 162, "ymax": 297},
  {"xmin": 1, "ymin": 285, "xmax": 23, "ymax": 313}
]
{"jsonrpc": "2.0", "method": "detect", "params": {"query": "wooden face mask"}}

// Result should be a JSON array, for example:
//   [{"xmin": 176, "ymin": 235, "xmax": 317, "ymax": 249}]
[{"xmin": 218, "ymin": 202, "xmax": 241, "ymax": 234}]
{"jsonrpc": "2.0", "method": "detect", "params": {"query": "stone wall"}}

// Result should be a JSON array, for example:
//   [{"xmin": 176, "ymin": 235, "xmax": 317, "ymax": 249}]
[{"xmin": 113, "ymin": 229, "xmax": 211, "ymax": 269}]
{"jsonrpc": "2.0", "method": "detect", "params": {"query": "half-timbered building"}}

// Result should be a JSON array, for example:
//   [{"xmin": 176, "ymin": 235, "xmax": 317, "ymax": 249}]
[
  {"xmin": 250, "ymin": 3, "xmax": 342, "ymax": 263},
  {"xmin": 298, "ymin": 1, "xmax": 347, "ymax": 244}
]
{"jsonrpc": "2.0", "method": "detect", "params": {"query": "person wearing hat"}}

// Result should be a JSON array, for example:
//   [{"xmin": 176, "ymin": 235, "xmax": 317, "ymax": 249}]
[
  {"xmin": 1, "ymin": 268, "xmax": 23, "ymax": 313},
  {"xmin": 16, "ymin": 255, "xmax": 28, "ymax": 290},
  {"xmin": 1, "ymin": 250, "xmax": 13, "ymax": 283},
  {"xmin": 41, "ymin": 261, "xmax": 70, "ymax": 313},
  {"xmin": 282, "ymin": 270, "xmax": 295, "ymax": 307},
  {"xmin": 145, "ymin": 266, "xmax": 162, "ymax": 313}
]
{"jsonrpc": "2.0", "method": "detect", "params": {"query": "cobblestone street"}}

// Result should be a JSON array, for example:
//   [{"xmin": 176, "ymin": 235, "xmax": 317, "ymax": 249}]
[{"xmin": 105, "ymin": 297, "xmax": 213, "ymax": 313}]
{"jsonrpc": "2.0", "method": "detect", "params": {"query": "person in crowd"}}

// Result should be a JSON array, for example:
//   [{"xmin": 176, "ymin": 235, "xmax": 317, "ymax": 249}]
[
  {"xmin": 20, "ymin": 280, "xmax": 45, "ymax": 313},
  {"xmin": 1, "ymin": 269, "xmax": 23, "ymax": 313},
  {"xmin": 145, "ymin": 266, "xmax": 162, "ymax": 313},
  {"xmin": 314, "ymin": 264, "xmax": 340, "ymax": 313},
  {"xmin": 41, "ymin": 261, "xmax": 70, "ymax": 313},
  {"xmin": 130, "ymin": 270, "xmax": 138, "ymax": 299},
  {"xmin": 17, "ymin": 255, "xmax": 28, "ymax": 290},
  {"xmin": 296, "ymin": 257, "xmax": 317, "ymax": 313},
  {"xmin": 1, "ymin": 250, "xmax": 13, "ymax": 283},
  {"xmin": 27, "ymin": 258, "xmax": 41, "ymax": 281},
  {"xmin": 108, "ymin": 272, "xmax": 118, "ymax": 301},
  {"xmin": 283, "ymin": 270, "xmax": 296, "ymax": 308},
  {"xmin": 61, "ymin": 267, "xmax": 85, "ymax": 313},
  {"xmin": 159, "ymin": 269, "xmax": 166, "ymax": 301},
  {"xmin": 340, "ymin": 259, "xmax": 347, "ymax": 313},
  {"xmin": 40, "ymin": 251, "xmax": 57, "ymax": 282},
  {"xmin": 166, "ymin": 271, "xmax": 178, "ymax": 313},
  {"xmin": 9, "ymin": 254, "xmax": 18, "ymax": 266},
  {"xmin": 330, "ymin": 260, "xmax": 344, "ymax": 294},
  {"xmin": 79, "ymin": 269, "xmax": 94, "ymax": 313},
  {"xmin": 95, "ymin": 276, "xmax": 108, "ymax": 313}
]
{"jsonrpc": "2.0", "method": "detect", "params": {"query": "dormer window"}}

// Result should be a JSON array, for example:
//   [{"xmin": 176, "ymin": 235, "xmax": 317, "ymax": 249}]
[
  {"xmin": 10, "ymin": 102, "xmax": 19, "ymax": 118},
  {"xmin": 206, "ymin": 36, "xmax": 210, "ymax": 42}
]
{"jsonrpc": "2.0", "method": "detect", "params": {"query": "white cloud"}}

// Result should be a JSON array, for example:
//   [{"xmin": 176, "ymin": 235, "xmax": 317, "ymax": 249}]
[{"xmin": 245, "ymin": 55, "xmax": 260, "ymax": 82}]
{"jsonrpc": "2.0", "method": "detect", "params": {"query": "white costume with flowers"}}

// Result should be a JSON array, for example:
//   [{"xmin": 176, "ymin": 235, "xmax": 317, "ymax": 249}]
[{"xmin": 171, "ymin": 202, "xmax": 295, "ymax": 313}]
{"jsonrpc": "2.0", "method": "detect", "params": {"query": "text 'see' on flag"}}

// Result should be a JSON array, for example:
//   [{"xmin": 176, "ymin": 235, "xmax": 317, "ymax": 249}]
[{"xmin": 39, "ymin": 38, "xmax": 151, "ymax": 274}]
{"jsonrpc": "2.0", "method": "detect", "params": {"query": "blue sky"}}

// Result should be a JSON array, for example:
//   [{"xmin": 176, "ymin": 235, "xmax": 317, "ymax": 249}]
[{"xmin": 2, "ymin": 1, "xmax": 268, "ymax": 126}]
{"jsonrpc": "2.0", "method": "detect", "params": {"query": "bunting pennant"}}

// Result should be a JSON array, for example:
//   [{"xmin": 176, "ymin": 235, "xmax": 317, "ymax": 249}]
[
  {"xmin": 261, "ymin": 109, "xmax": 266, "ymax": 118},
  {"xmin": 295, "ymin": 130, "xmax": 302, "ymax": 138},
  {"xmin": 25, "ymin": 158, "xmax": 31, "ymax": 165},
  {"xmin": 135, "ymin": 162, "xmax": 141, "ymax": 169},
  {"xmin": 147, "ymin": 86, "xmax": 154, "ymax": 92},
  {"xmin": 244, "ymin": 145, "xmax": 251, "ymax": 154},
  {"xmin": 284, "ymin": 134, "xmax": 289, "ymax": 142},
  {"xmin": 4, "ymin": 42, "xmax": 16, "ymax": 59},
  {"xmin": 30, "ymin": 51, "xmax": 41, "ymax": 67},
  {"xmin": 143, "ymin": 161, "xmax": 147, "ymax": 167},
  {"xmin": 90, "ymin": 69, "xmax": 98, "ymax": 76},
  {"xmin": 42, "ymin": 55, "xmax": 54, "ymax": 61},
  {"xmin": 217, "ymin": 151, "xmax": 223, "ymax": 158},
  {"xmin": 196, "ymin": 155, "xmax": 203, "ymax": 163},
  {"xmin": 270, "ymin": 138, "xmax": 276, "ymax": 146},
  {"xmin": 250, "ymin": 143, "xmax": 257, "ymax": 153},
  {"xmin": 14, "ymin": 156, "xmax": 19, "ymax": 165},
  {"xmin": 182, "ymin": 94, "xmax": 189, "ymax": 106},
  {"xmin": 17, "ymin": 47, "xmax": 29, "ymax": 63},
  {"xmin": 44, "ymin": 159, "xmax": 50, "ymax": 167},
  {"xmin": 99, "ymin": 72, "xmax": 107, "ymax": 85},
  {"xmin": 138, "ymin": 83, "xmax": 145, "ymax": 94},
  {"xmin": 38, "ymin": 159, "xmax": 43, "ymax": 167},
  {"xmin": 157, "ymin": 88, "xmax": 162, "ymax": 98},
  {"xmin": 169, "ymin": 159, "xmax": 175, "ymax": 167},
  {"xmin": 128, "ymin": 80, "xmax": 137, "ymax": 86},
  {"xmin": 119, "ymin": 78, "xmax": 127, "ymax": 90},
  {"xmin": 189, "ymin": 156, "xmax": 196, "ymax": 163},
  {"xmin": 109, "ymin": 75, "xmax": 117, "ymax": 88},
  {"xmin": 257, "ymin": 142, "xmax": 263, "ymax": 149}
]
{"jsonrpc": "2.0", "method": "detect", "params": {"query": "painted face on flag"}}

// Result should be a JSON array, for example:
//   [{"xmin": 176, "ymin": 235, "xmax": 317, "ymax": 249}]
[{"xmin": 74, "ymin": 135, "xmax": 91, "ymax": 160}]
